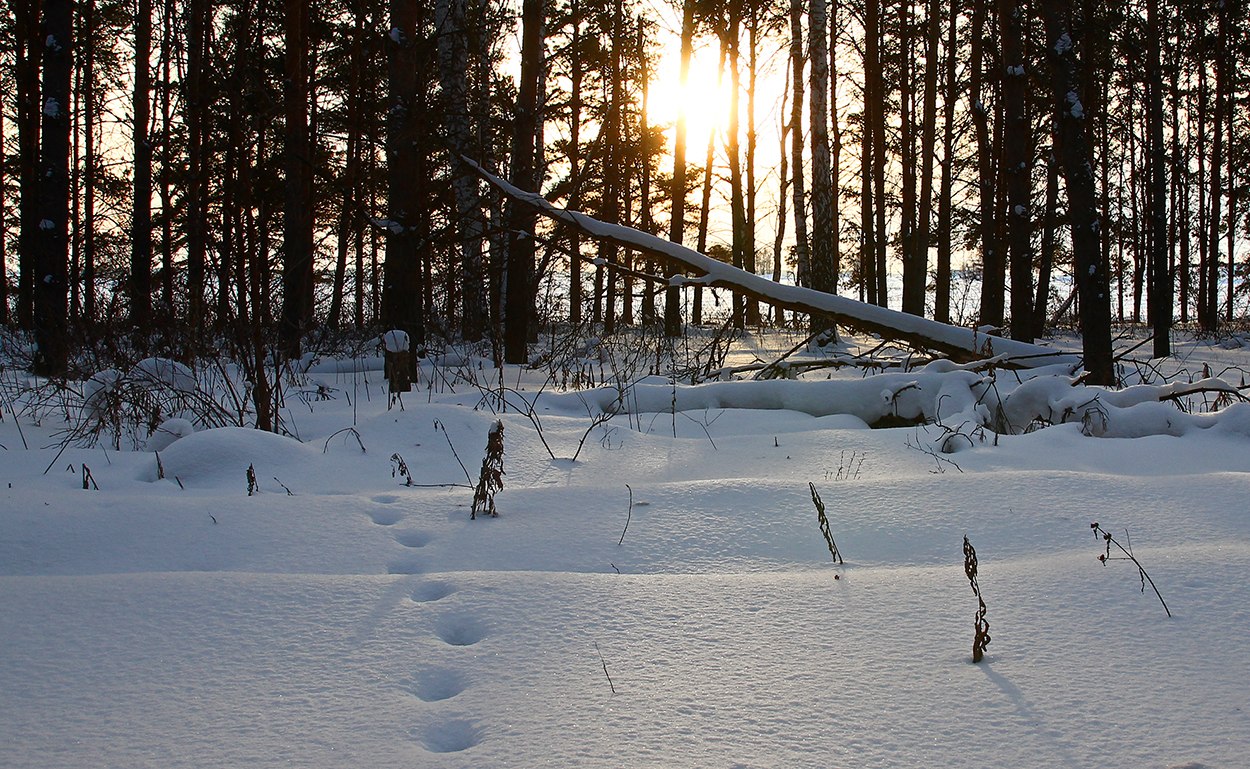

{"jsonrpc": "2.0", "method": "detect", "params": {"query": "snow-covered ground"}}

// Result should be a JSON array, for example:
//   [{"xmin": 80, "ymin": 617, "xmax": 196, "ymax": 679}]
[{"xmin": 2, "ymin": 330, "xmax": 1248, "ymax": 768}]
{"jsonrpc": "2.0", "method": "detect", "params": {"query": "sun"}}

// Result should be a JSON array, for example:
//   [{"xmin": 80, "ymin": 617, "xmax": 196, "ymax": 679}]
[{"xmin": 648, "ymin": 41, "xmax": 732, "ymax": 163}]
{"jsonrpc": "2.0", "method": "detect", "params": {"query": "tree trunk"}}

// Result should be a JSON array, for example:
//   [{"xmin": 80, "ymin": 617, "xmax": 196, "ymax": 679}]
[
  {"xmin": 1043, "ymin": 2, "xmax": 1114, "ymax": 385},
  {"xmin": 809, "ymin": 0, "xmax": 835, "ymax": 309},
  {"xmin": 14, "ymin": 0, "xmax": 42, "ymax": 330},
  {"xmin": 788, "ymin": 0, "xmax": 809, "ymax": 293},
  {"xmin": 184, "ymin": 0, "xmax": 210, "ymax": 346},
  {"xmin": 1146, "ymin": 0, "xmax": 1169, "ymax": 357},
  {"xmin": 33, "ymin": 0, "xmax": 72, "ymax": 377},
  {"xmin": 913, "ymin": 0, "xmax": 942, "ymax": 321},
  {"xmin": 503, "ymin": 0, "xmax": 543, "ymax": 362},
  {"xmin": 131, "ymin": 0, "xmax": 153, "ymax": 337},
  {"xmin": 1002, "ymin": 0, "xmax": 1032, "ymax": 341},
  {"xmin": 971, "ymin": 0, "xmax": 1002, "ymax": 328},
  {"xmin": 281, "ymin": 0, "xmax": 314, "ymax": 358},
  {"xmin": 664, "ymin": 0, "xmax": 695, "ymax": 336},
  {"xmin": 727, "ymin": 2, "xmax": 747, "ymax": 330},
  {"xmin": 383, "ymin": 0, "xmax": 427, "ymax": 345},
  {"xmin": 437, "ymin": 0, "xmax": 485, "ymax": 341},
  {"xmin": 934, "ymin": 2, "xmax": 957, "ymax": 324}
]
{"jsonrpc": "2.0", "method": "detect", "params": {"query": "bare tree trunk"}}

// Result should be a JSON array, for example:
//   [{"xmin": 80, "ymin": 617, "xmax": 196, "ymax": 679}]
[
  {"xmin": 132, "ymin": 0, "xmax": 153, "ymax": 338},
  {"xmin": 1044, "ymin": 1, "xmax": 1114, "ymax": 385},
  {"xmin": 726, "ymin": 1, "xmax": 747, "ymax": 330},
  {"xmin": 913, "ymin": 0, "xmax": 942, "ymax": 321},
  {"xmin": 13, "ymin": 0, "xmax": 42, "ymax": 330},
  {"xmin": 971, "ymin": 0, "xmax": 1002, "ymax": 328},
  {"xmin": 281, "ymin": 0, "xmax": 314, "ymax": 358},
  {"xmin": 503, "ymin": 0, "xmax": 543, "ymax": 361},
  {"xmin": 1002, "ymin": 0, "xmax": 1032, "ymax": 341},
  {"xmin": 329, "ymin": 10, "xmax": 365, "ymax": 329},
  {"xmin": 33, "ymin": 0, "xmax": 72, "ymax": 377},
  {"xmin": 383, "ymin": 0, "xmax": 427, "ymax": 345},
  {"xmin": 934, "ymin": 1, "xmax": 957, "ymax": 324},
  {"xmin": 437, "ymin": 0, "xmax": 485, "ymax": 340},
  {"xmin": 694, "ymin": 129, "xmax": 716, "ymax": 325},
  {"xmin": 185, "ymin": 0, "xmax": 209, "ymax": 347},
  {"xmin": 809, "ymin": 0, "xmax": 835, "ymax": 311},
  {"xmin": 1146, "ymin": 0, "xmax": 1169, "ymax": 357},
  {"xmin": 743, "ymin": 6, "xmax": 760, "ymax": 326},
  {"xmin": 664, "ymin": 0, "xmax": 694, "ymax": 336},
  {"xmin": 788, "ymin": 0, "xmax": 809, "ymax": 295}
]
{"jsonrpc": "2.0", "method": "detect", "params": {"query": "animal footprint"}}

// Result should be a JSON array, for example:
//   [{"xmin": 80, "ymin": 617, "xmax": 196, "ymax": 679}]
[
  {"xmin": 416, "ymin": 717, "xmax": 482, "ymax": 753},
  {"xmin": 411, "ymin": 581, "xmax": 456, "ymax": 603},
  {"xmin": 408, "ymin": 668, "xmax": 468, "ymax": 702},
  {"xmin": 394, "ymin": 530, "xmax": 432, "ymax": 548},
  {"xmin": 368, "ymin": 509, "xmax": 403, "ymax": 526},
  {"xmin": 435, "ymin": 615, "xmax": 488, "ymax": 647}
]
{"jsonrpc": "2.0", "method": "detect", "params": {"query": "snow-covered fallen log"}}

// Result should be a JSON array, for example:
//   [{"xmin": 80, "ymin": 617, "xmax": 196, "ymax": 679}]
[
  {"xmin": 522, "ymin": 364, "xmax": 1249, "ymax": 450},
  {"xmin": 463, "ymin": 157, "xmax": 1080, "ymax": 369}
]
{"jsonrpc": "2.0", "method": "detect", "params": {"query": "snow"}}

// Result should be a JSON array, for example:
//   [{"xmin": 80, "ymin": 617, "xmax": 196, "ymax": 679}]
[
  {"xmin": 1067, "ymin": 91, "xmax": 1085, "ymax": 119},
  {"xmin": 382, "ymin": 329, "xmax": 411, "ymax": 353},
  {"xmin": 2, "ymin": 331, "xmax": 1249, "ymax": 768}
]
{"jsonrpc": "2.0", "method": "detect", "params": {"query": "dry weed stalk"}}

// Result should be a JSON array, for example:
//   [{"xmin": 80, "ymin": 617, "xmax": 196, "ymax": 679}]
[
  {"xmin": 808, "ymin": 483, "xmax": 844, "ymax": 565},
  {"xmin": 963, "ymin": 535, "xmax": 991, "ymax": 663},
  {"xmin": 471, "ymin": 420, "xmax": 505, "ymax": 519},
  {"xmin": 1091, "ymin": 522, "xmax": 1171, "ymax": 617}
]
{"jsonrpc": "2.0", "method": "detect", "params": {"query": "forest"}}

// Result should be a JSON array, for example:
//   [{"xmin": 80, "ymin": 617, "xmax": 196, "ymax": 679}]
[{"xmin": 1, "ymin": 0, "xmax": 1247, "ymax": 389}]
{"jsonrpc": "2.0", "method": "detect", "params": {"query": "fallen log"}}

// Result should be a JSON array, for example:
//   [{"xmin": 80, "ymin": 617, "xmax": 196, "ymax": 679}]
[{"xmin": 463, "ymin": 156, "xmax": 1081, "ymax": 369}]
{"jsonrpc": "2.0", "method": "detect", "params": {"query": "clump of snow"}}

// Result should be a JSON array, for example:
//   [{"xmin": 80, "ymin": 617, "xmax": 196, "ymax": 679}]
[
  {"xmin": 146, "ymin": 417, "xmax": 196, "ymax": 452},
  {"xmin": 381, "ymin": 330, "xmax": 410, "ymax": 353}
]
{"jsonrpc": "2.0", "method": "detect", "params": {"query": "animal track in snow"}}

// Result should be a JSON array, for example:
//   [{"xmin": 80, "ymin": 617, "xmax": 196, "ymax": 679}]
[
  {"xmin": 411, "ymin": 581, "xmax": 457, "ymax": 603},
  {"xmin": 371, "ymin": 494, "xmax": 401, "ymax": 504},
  {"xmin": 367, "ymin": 508, "xmax": 403, "ymax": 526},
  {"xmin": 407, "ymin": 668, "xmax": 469, "ymax": 702},
  {"xmin": 434, "ymin": 615, "xmax": 488, "ymax": 646},
  {"xmin": 416, "ymin": 717, "xmax": 482, "ymax": 753},
  {"xmin": 394, "ymin": 530, "xmax": 433, "ymax": 548}
]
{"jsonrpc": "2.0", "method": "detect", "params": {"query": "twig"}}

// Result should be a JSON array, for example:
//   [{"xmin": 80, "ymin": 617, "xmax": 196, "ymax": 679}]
[
  {"xmin": 434, "ymin": 419, "xmax": 473, "ymax": 484},
  {"xmin": 618, "ymin": 484, "xmax": 633, "ymax": 546},
  {"xmin": 323, "ymin": 426, "xmax": 367, "ymax": 454},
  {"xmin": 594, "ymin": 641, "xmax": 616, "ymax": 694},
  {"xmin": 1091, "ymin": 522, "xmax": 1171, "ymax": 617},
  {"xmin": 273, "ymin": 477, "xmax": 294, "ymax": 496}
]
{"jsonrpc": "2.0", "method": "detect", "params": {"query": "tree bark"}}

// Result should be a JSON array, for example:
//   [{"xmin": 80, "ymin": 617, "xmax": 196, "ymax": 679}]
[
  {"xmin": 1146, "ymin": 0, "xmax": 1169, "ymax": 357},
  {"xmin": 282, "ymin": 0, "xmax": 315, "ymax": 358},
  {"xmin": 1043, "ymin": 3, "xmax": 1114, "ymax": 385},
  {"xmin": 664, "ymin": 0, "xmax": 695, "ymax": 336},
  {"xmin": 131, "ymin": 0, "xmax": 153, "ymax": 337},
  {"xmin": 1002, "ymin": 0, "xmax": 1033, "ymax": 341},
  {"xmin": 503, "ymin": 0, "xmax": 543, "ymax": 362},
  {"xmin": 33, "ymin": 0, "xmax": 72, "ymax": 377}
]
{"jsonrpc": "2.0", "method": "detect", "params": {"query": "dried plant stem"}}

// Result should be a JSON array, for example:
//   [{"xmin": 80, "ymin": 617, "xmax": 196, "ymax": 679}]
[
  {"xmin": 809, "ymin": 483, "xmax": 843, "ymax": 565},
  {"xmin": 594, "ymin": 641, "xmax": 616, "ymax": 694},
  {"xmin": 1091, "ymin": 522, "xmax": 1171, "ymax": 618},
  {"xmin": 963, "ymin": 535, "xmax": 991, "ymax": 663},
  {"xmin": 618, "ymin": 484, "xmax": 633, "ymax": 546}
]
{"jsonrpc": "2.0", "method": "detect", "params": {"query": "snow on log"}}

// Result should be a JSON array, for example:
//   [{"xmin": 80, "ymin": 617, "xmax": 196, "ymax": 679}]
[{"xmin": 462, "ymin": 156, "xmax": 1081, "ymax": 369}]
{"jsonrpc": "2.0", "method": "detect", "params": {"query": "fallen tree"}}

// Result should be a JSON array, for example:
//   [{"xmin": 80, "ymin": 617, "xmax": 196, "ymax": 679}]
[{"xmin": 463, "ymin": 157, "xmax": 1081, "ymax": 370}]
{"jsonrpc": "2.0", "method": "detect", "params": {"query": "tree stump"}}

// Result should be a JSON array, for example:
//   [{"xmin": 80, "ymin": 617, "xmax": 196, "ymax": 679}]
[{"xmin": 382, "ymin": 330, "xmax": 412, "ymax": 394}]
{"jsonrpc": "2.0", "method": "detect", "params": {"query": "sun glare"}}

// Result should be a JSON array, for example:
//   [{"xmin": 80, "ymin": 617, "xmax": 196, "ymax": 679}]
[{"xmin": 649, "ymin": 43, "xmax": 731, "ymax": 162}]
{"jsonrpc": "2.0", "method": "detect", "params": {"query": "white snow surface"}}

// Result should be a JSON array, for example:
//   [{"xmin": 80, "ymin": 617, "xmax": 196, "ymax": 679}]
[{"xmin": 2, "ymin": 338, "xmax": 1249, "ymax": 768}]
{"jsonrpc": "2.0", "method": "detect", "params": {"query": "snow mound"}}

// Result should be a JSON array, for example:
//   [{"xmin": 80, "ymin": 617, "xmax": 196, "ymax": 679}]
[{"xmin": 153, "ymin": 426, "xmax": 316, "ymax": 487}]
